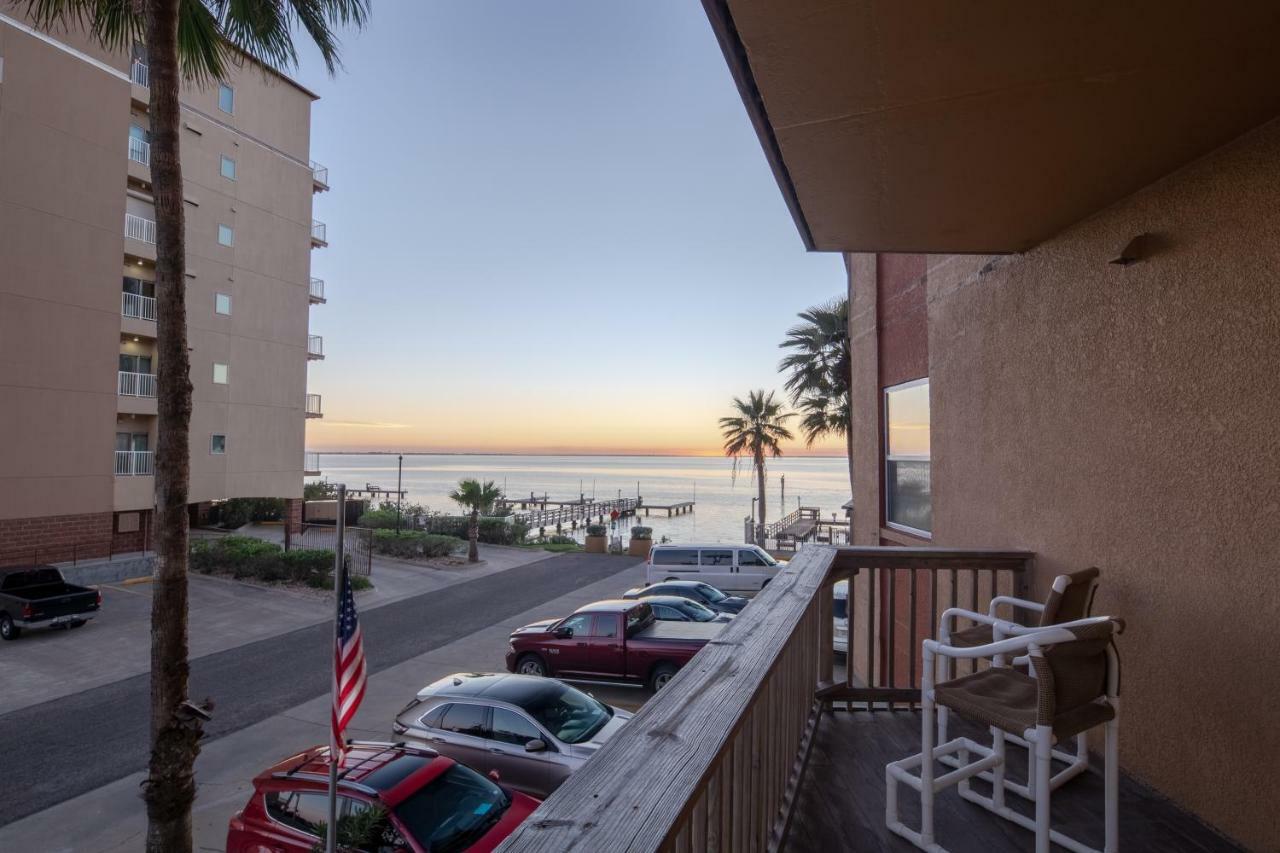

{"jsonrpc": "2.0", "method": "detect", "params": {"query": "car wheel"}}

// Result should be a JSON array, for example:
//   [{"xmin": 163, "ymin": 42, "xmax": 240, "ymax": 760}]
[
  {"xmin": 516, "ymin": 654, "xmax": 548, "ymax": 677},
  {"xmin": 0, "ymin": 613, "xmax": 19, "ymax": 641},
  {"xmin": 649, "ymin": 663, "xmax": 678, "ymax": 691}
]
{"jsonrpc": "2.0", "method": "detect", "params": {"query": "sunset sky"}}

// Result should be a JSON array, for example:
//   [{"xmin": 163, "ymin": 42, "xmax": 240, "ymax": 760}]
[{"xmin": 297, "ymin": 2, "xmax": 846, "ymax": 456}]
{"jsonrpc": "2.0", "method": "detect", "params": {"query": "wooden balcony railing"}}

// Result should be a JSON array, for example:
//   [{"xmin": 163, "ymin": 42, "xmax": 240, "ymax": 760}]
[{"xmin": 497, "ymin": 545, "xmax": 1033, "ymax": 852}]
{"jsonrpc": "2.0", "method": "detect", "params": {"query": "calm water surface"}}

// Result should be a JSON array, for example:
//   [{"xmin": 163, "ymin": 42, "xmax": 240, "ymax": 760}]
[{"xmin": 309, "ymin": 454, "xmax": 850, "ymax": 544}]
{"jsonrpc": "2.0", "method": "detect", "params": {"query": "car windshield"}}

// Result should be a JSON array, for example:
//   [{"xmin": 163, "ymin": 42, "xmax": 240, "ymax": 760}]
[
  {"xmin": 518, "ymin": 681, "xmax": 614, "ymax": 744},
  {"xmin": 392, "ymin": 764, "xmax": 509, "ymax": 853},
  {"xmin": 674, "ymin": 600, "xmax": 718, "ymax": 622},
  {"xmin": 694, "ymin": 583, "xmax": 728, "ymax": 603}
]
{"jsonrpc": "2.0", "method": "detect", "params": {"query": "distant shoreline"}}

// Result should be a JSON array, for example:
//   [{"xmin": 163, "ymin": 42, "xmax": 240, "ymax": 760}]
[{"xmin": 306, "ymin": 451, "xmax": 847, "ymax": 459}]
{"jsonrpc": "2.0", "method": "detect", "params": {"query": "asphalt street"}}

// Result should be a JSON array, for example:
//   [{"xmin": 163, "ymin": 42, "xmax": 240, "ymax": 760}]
[{"xmin": 0, "ymin": 551, "xmax": 637, "ymax": 826}]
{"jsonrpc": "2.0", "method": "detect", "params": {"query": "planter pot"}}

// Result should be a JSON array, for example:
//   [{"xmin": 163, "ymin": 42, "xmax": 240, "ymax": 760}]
[
  {"xmin": 585, "ymin": 535, "xmax": 607, "ymax": 554},
  {"xmin": 628, "ymin": 538, "xmax": 652, "ymax": 557}
]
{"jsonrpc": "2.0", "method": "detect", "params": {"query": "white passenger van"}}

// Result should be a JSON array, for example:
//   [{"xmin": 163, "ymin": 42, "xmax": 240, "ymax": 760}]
[{"xmin": 646, "ymin": 543, "xmax": 782, "ymax": 592}]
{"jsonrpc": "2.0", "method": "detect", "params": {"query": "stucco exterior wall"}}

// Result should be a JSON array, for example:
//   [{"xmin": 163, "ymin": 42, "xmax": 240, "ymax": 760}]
[{"xmin": 922, "ymin": 120, "xmax": 1280, "ymax": 848}]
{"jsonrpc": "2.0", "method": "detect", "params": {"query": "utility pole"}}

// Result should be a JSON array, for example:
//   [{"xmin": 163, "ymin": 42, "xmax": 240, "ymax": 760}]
[
  {"xmin": 781, "ymin": 474, "xmax": 785, "ymax": 511},
  {"xmin": 395, "ymin": 454, "xmax": 403, "ymax": 534}
]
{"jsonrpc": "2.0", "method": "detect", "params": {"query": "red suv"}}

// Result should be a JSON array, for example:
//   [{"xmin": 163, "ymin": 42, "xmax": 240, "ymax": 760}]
[{"xmin": 226, "ymin": 742, "xmax": 540, "ymax": 853}]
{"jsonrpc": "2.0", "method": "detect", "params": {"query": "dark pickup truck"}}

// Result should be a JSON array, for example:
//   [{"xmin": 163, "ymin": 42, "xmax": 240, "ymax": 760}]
[
  {"xmin": 506, "ymin": 599, "xmax": 723, "ymax": 691},
  {"xmin": 0, "ymin": 566, "xmax": 101, "ymax": 640}
]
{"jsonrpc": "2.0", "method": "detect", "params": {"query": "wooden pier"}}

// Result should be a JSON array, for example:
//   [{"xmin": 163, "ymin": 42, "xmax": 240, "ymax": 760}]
[
  {"xmin": 639, "ymin": 501, "xmax": 695, "ymax": 517},
  {"xmin": 512, "ymin": 497, "xmax": 640, "ymax": 530}
]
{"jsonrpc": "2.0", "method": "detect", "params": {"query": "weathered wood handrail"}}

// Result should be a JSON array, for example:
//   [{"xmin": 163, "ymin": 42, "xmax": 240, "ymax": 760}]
[{"xmin": 497, "ymin": 545, "xmax": 1034, "ymax": 852}]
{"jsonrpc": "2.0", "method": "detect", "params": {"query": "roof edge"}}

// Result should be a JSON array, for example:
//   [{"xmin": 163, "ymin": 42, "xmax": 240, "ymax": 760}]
[{"xmin": 701, "ymin": 0, "xmax": 816, "ymax": 251}]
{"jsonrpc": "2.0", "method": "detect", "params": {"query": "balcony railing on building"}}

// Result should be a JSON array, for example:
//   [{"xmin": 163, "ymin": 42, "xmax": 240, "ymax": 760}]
[
  {"xmin": 307, "ymin": 335, "xmax": 325, "ymax": 360},
  {"xmin": 310, "ymin": 160, "xmax": 330, "ymax": 191},
  {"xmin": 115, "ymin": 450, "xmax": 153, "ymax": 476},
  {"xmin": 311, "ymin": 220, "xmax": 328, "ymax": 247},
  {"xmin": 127, "ymin": 136, "xmax": 150, "ymax": 167},
  {"xmin": 130, "ymin": 60, "xmax": 149, "ymax": 88},
  {"xmin": 309, "ymin": 277, "xmax": 326, "ymax": 303},
  {"xmin": 122, "ymin": 292, "xmax": 156, "ymax": 322},
  {"xmin": 304, "ymin": 452, "xmax": 321, "ymax": 476},
  {"xmin": 125, "ymin": 213, "xmax": 156, "ymax": 245},
  {"xmin": 118, "ymin": 370, "xmax": 157, "ymax": 398},
  {"xmin": 305, "ymin": 393, "xmax": 323, "ymax": 418}
]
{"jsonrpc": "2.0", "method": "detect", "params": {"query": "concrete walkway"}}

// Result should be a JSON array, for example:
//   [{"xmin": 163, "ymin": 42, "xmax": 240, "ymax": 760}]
[
  {"xmin": 0, "ymin": 544, "xmax": 551, "ymax": 716},
  {"xmin": 0, "ymin": 558, "xmax": 647, "ymax": 852}
]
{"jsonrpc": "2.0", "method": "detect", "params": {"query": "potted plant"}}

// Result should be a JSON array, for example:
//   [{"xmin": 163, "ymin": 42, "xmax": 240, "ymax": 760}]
[
  {"xmin": 628, "ymin": 525, "xmax": 653, "ymax": 557},
  {"xmin": 584, "ymin": 523, "xmax": 608, "ymax": 554}
]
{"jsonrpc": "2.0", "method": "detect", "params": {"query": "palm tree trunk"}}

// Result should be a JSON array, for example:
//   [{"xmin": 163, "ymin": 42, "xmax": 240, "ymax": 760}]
[
  {"xmin": 468, "ymin": 508, "xmax": 479, "ymax": 562},
  {"xmin": 143, "ymin": 2, "xmax": 201, "ymax": 851},
  {"xmin": 755, "ymin": 450, "xmax": 766, "ymax": 546}
]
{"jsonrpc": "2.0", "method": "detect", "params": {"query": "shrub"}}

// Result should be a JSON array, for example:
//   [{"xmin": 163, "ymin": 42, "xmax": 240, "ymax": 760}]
[
  {"xmin": 372, "ymin": 530, "xmax": 463, "ymax": 559},
  {"xmin": 187, "ymin": 536, "xmax": 361, "ymax": 589},
  {"xmin": 304, "ymin": 481, "xmax": 336, "ymax": 501},
  {"xmin": 630, "ymin": 526, "xmax": 653, "ymax": 540},
  {"xmin": 423, "ymin": 515, "xmax": 529, "ymax": 545},
  {"xmin": 586, "ymin": 524, "xmax": 607, "ymax": 537},
  {"xmin": 208, "ymin": 498, "xmax": 285, "ymax": 528},
  {"xmin": 547, "ymin": 534, "xmax": 576, "ymax": 545}
]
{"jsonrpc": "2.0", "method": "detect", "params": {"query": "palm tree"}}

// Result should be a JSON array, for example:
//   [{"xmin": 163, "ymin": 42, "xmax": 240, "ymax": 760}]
[
  {"xmin": 18, "ymin": 3, "xmax": 368, "ymax": 851},
  {"xmin": 778, "ymin": 298, "xmax": 853, "ymax": 507},
  {"xmin": 449, "ymin": 479, "xmax": 503, "ymax": 563},
  {"xmin": 719, "ymin": 391, "xmax": 794, "ymax": 545}
]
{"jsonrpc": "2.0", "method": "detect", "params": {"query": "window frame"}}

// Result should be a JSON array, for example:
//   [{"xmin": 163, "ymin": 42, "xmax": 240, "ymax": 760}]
[
  {"xmin": 210, "ymin": 433, "xmax": 227, "ymax": 455},
  {"xmin": 219, "ymin": 154, "xmax": 236, "ymax": 181},
  {"xmin": 883, "ymin": 377, "xmax": 932, "ymax": 539},
  {"xmin": 490, "ymin": 706, "xmax": 546, "ymax": 748},
  {"xmin": 215, "ymin": 292, "xmax": 232, "ymax": 315},
  {"xmin": 212, "ymin": 362, "xmax": 228, "ymax": 385},
  {"xmin": 217, "ymin": 223, "xmax": 234, "ymax": 247},
  {"xmin": 217, "ymin": 82, "xmax": 234, "ymax": 114}
]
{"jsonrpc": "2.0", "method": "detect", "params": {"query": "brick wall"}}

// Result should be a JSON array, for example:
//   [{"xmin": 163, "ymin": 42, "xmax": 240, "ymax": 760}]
[{"xmin": 0, "ymin": 512, "xmax": 114, "ymax": 567}]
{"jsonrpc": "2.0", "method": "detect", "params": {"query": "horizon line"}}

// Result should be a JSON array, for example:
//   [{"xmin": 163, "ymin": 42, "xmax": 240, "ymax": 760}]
[{"xmin": 305, "ymin": 450, "xmax": 849, "ymax": 459}]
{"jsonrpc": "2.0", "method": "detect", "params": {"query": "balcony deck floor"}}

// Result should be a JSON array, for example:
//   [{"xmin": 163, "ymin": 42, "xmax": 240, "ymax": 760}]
[{"xmin": 784, "ymin": 710, "xmax": 1242, "ymax": 853}]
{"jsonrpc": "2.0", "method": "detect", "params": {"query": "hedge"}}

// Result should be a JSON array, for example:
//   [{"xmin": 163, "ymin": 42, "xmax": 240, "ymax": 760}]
[
  {"xmin": 190, "ymin": 536, "xmax": 369, "ymax": 590},
  {"xmin": 372, "ymin": 530, "xmax": 463, "ymax": 560},
  {"xmin": 421, "ymin": 516, "xmax": 530, "ymax": 545}
]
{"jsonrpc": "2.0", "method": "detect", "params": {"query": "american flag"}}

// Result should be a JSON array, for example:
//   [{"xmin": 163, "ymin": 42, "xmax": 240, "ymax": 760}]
[{"xmin": 331, "ymin": 571, "xmax": 367, "ymax": 759}]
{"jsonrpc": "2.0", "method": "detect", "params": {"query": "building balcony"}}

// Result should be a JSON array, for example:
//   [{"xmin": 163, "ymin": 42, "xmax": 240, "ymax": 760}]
[
  {"xmin": 306, "ymin": 335, "xmax": 324, "ymax": 360},
  {"xmin": 125, "ymin": 213, "xmax": 156, "ymax": 245},
  {"xmin": 309, "ymin": 277, "xmax": 326, "ymax": 304},
  {"xmin": 121, "ymin": 292, "xmax": 156, "ymax": 322},
  {"xmin": 305, "ymin": 393, "xmax": 323, "ymax": 419},
  {"xmin": 500, "ymin": 546, "xmax": 1236, "ymax": 853},
  {"xmin": 118, "ymin": 370, "xmax": 156, "ymax": 398},
  {"xmin": 114, "ymin": 450, "xmax": 153, "ymax": 476},
  {"xmin": 311, "ymin": 160, "xmax": 329, "ymax": 192},
  {"xmin": 311, "ymin": 220, "xmax": 327, "ymax": 248},
  {"xmin": 130, "ymin": 60, "xmax": 148, "ymax": 88},
  {"xmin": 127, "ymin": 136, "xmax": 150, "ymax": 167},
  {"xmin": 304, "ymin": 452, "xmax": 321, "ymax": 476}
]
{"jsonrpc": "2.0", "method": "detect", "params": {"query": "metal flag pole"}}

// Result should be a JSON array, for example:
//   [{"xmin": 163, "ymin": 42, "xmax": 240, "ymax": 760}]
[
  {"xmin": 395, "ymin": 454, "xmax": 403, "ymax": 534},
  {"xmin": 326, "ymin": 483, "xmax": 347, "ymax": 852}
]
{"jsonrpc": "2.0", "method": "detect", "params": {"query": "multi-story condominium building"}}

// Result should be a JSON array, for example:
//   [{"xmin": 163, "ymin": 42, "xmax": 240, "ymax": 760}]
[{"xmin": 0, "ymin": 11, "xmax": 326, "ymax": 563}]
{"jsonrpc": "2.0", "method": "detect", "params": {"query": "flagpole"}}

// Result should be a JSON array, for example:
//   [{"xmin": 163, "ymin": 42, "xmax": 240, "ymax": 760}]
[{"xmin": 326, "ymin": 483, "xmax": 347, "ymax": 853}]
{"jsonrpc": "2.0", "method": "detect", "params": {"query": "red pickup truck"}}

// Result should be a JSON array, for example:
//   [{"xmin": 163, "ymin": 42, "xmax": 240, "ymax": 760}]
[{"xmin": 505, "ymin": 600, "xmax": 722, "ymax": 691}]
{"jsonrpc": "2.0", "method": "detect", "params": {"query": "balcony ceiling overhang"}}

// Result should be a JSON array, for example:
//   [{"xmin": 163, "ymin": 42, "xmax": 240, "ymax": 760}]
[{"xmin": 703, "ymin": 1, "xmax": 1280, "ymax": 253}]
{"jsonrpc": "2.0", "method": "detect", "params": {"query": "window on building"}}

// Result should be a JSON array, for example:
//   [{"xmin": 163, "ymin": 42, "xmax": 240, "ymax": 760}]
[
  {"xmin": 119, "ymin": 353, "xmax": 152, "ymax": 374},
  {"xmin": 211, "ymin": 434, "xmax": 226, "ymax": 455},
  {"xmin": 128, "ymin": 124, "xmax": 150, "ymax": 143},
  {"xmin": 213, "ymin": 363, "xmax": 228, "ymax": 384},
  {"xmin": 123, "ymin": 277, "xmax": 154, "ymax": 298},
  {"xmin": 217, "ymin": 83, "xmax": 234, "ymax": 114},
  {"xmin": 219, "ymin": 155, "xmax": 236, "ymax": 180},
  {"xmin": 215, "ymin": 292, "xmax": 231, "ymax": 315},
  {"xmin": 217, "ymin": 224, "xmax": 234, "ymax": 247},
  {"xmin": 884, "ymin": 378, "xmax": 931, "ymax": 536}
]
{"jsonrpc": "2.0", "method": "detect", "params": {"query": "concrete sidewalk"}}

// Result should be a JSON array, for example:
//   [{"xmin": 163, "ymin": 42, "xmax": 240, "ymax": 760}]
[
  {"xmin": 0, "ymin": 544, "xmax": 554, "ymax": 716},
  {"xmin": 0, "ymin": 559, "xmax": 648, "ymax": 852}
]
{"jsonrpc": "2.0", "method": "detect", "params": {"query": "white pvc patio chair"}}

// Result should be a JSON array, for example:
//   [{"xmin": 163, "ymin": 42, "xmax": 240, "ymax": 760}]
[
  {"xmin": 937, "ymin": 567, "xmax": 1101, "ymax": 798},
  {"xmin": 886, "ymin": 616, "xmax": 1123, "ymax": 853}
]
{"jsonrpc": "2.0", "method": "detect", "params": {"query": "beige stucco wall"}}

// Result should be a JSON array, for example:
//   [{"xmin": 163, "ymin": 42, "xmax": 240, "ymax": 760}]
[
  {"xmin": 0, "ymin": 13, "xmax": 312, "ymax": 520},
  {"xmin": 920, "ymin": 120, "xmax": 1280, "ymax": 848}
]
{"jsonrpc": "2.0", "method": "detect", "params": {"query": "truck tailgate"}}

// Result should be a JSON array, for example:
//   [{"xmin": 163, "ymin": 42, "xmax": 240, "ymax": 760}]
[{"xmin": 21, "ymin": 589, "xmax": 98, "ymax": 621}]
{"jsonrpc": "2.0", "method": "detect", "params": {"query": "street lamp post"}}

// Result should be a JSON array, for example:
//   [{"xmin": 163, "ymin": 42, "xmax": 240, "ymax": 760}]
[{"xmin": 395, "ymin": 454, "xmax": 403, "ymax": 534}]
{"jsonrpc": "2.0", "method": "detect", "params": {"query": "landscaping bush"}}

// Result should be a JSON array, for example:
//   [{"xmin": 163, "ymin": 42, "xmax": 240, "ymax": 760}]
[
  {"xmin": 630, "ymin": 526, "xmax": 653, "ymax": 540},
  {"xmin": 423, "ymin": 515, "xmax": 529, "ymax": 545},
  {"xmin": 371, "ymin": 530, "xmax": 463, "ymax": 560},
  {"xmin": 547, "ymin": 534, "xmax": 576, "ymax": 545},
  {"xmin": 586, "ymin": 524, "xmax": 608, "ymax": 537},
  {"xmin": 188, "ymin": 536, "xmax": 359, "ymax": 589},
  {"xmin": 207, "ymin": 497, "xmax": 285, "ymax": 528},
  {"xmin": 358, "ymin": 501, "xmax": 429, "ymax": 530}
]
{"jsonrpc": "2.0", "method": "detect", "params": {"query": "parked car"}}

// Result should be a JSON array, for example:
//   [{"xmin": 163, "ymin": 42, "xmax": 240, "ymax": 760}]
[
  {"xmin": 645, "ymin": 543, "xmax": 782, "ymax": 591},
  {"xmin": 636, "ymin": 594, "xmax": 733, "ymax": 624},
  {"xmin": 621, "ymin": 580, "xmax": 748, "ymax": 614},
  {"xmin": 0, "ymin": 566, "xmax": 101, "ymax": 641},
  {"xmin": 506, "ymin": 600, "xmax": 723, "ymax": 691},
  {"xmin": 393, "ymin": 672, "xmax": 633, "ymax": 798},
  {"xmin": 226, "ymin": 741, "xmax": 539, "ymax": 853}
]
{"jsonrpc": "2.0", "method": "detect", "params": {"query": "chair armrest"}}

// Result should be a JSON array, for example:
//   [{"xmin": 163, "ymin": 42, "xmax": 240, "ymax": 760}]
[
  {"xmin": 987, "ymin": 595, "xmax": 1046, "ymax": 619},
  {"xmin": 938, "ymin": 607, "xmax": 997, "ymax": 641},
  {"xmin": 927, "ymin": 616, "xmax": 1117, "ymax": 661}
]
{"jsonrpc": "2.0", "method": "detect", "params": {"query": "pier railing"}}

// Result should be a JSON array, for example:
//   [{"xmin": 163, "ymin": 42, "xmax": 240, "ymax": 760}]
[{"xmin": 513, "ymin": 497, "xmax": 639, "ymax": 530}]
